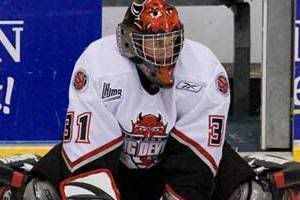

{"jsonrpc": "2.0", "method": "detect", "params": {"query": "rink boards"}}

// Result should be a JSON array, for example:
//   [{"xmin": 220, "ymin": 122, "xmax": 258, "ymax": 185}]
[{"xmin": 0, "ymin": 145, "xmax": 52, "ymax": 157}]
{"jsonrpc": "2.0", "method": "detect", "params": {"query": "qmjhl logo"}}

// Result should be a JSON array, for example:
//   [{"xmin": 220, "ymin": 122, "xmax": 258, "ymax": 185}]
[{"xmin": 102, "ymin": 82, "xmax": 122, "ymax": 102}]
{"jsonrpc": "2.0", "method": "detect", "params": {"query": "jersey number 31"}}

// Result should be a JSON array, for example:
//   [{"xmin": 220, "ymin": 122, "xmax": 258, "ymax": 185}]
[{"xmin": 63, "ymin": 111, "xmax": 92, "ymax": 144}]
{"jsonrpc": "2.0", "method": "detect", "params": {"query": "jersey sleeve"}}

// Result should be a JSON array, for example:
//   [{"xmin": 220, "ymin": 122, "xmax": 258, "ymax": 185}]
[
  {"xmin": 61, "ymin": 49, "xmax": 123, "ymax": 172},
  {"xmin": 161, "ymin": 64, "xmax": 230, "ymax": 199},
  {"xmin": 173, "ymin": 64, "xmax": 230, "ymax": 175}
]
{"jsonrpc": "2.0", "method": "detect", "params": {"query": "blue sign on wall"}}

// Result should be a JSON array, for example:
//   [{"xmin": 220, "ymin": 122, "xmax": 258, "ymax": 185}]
[
  {"xmin": 0, "ymin": 1, "xmax": 102, "ymax": 143},
  {"xmin": 295, "ymin": 65, "xmax": 300, "ymax": 111},
  {"xmin": 294, "ymin": 0, "xmax": 300, "ymax": 144}
]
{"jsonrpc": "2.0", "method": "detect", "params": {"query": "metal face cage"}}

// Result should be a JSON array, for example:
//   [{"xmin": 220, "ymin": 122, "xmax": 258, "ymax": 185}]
[{"xmin": 131, "ymin": 29, "xmax": 184, "ymax": 66}]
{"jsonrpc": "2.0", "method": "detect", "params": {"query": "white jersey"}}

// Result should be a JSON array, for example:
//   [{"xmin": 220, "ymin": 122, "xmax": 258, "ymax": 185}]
[{"xmin": 61, "ymin": 35, "xmax": 230, "ymax": 176}]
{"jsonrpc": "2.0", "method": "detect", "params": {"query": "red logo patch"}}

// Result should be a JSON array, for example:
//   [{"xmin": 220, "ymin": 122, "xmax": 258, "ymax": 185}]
[
  {"xmin": 121, "ymin": 113, "xmax": 169, "ymax": 169},
  {"xmin": 73, "ymin": 70, "xmax": 88, "ymax": 91},
  {"xmin": 132, "ymin": 113, "xmax": 167, "ymax": 138},
  {"xmin": 216, "ymin": 74, "xmax": 229, "ymax": 95}
]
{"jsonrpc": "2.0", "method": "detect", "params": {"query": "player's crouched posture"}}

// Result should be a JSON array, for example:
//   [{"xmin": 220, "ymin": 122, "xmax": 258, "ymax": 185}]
[{"xmin": 2, "ymin": 0, "xmax": 300, "ymax": 199}]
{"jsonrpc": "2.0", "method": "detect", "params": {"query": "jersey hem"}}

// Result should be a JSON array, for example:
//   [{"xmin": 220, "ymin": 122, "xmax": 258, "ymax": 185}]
[
  {"xmin": 171, "ymin": 128, "xmax": 218, "ymax": 175},
  {"xmin": 62, "ymin": 136, "xmax": 123, "ymax": 172}
]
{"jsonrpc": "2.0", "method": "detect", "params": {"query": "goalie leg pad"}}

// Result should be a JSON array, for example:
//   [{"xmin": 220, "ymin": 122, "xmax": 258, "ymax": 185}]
[
  {"xmin": 22, "ymin": 178, "xmax": 60, "ymax": 200},
  {"xmin": 59, "ymin": 169, "xmax": 120, "ymax": 200},
  {"xmin": 228, "ymin": 180, "xmax": 273, "ymax": 200},
  {"xmin": 0, "ymin": 186, "xmax": 12, "ymax": 199}
]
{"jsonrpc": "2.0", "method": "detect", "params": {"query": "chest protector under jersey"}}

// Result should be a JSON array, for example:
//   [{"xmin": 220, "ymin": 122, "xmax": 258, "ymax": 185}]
[{"xmin": 61, "ymin": 35, "xmax": 230, "ymax": 176}]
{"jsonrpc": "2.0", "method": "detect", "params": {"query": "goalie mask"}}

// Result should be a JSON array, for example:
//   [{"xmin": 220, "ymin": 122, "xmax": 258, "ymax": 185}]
[{"xmin": 117, "ymin": 0, "xmax": 184, "ymax": 88}]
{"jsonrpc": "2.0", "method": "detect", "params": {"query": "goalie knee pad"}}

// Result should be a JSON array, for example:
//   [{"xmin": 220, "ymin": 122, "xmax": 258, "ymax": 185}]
[
  {"xmin": 60, "ymin": 169, "xmax": 119, "ymax": 200},
  {"xmin": 228, "ymin": 180, "xmax": 273, "ymax": 200},
  {"xmin": 0, "ymin": 186, "xmax": 12, "ymax": 199},
  {"xmin": 22, "ymin": 178, "xmax": 60, "ymax": 200}
]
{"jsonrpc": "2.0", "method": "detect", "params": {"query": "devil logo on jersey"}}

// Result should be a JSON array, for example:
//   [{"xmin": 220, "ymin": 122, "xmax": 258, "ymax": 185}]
[
  {"xmin": 132, "ymin": 113, "xmax": 167, "ymax": 138},
  {"xmin": 121, "ymin": 113, "xmax": 168, "ymax": 169}
]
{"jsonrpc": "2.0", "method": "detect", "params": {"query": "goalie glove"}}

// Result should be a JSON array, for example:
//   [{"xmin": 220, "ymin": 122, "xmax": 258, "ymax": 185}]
[
  {"xmin": 0, "ymin": 154, "xmax": 40, "ymax": 171},
  {"xmin": 0, "ymin": 154, "xmax": 39, "ymax": 187},
  {"xmin": 244, "ymin": 154, "xmax": 300, "ymax": 188},
  {"xmin": 0, "ymin": 154, "xmax": 40, "ymax": 200},
  {"xmin": 0, "ymin": 160, "xmax": 28, "ymax": 190},
  {"xmin": 242, "ymin": 154, "xmax": 300, "ymax": 200},
  {"xmin": 0, "ymin": 154, "xmax": 60, "ymax": 200}
]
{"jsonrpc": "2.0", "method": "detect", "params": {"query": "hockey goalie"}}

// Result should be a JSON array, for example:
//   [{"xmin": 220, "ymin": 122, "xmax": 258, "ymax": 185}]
[{"xmin": 1, "ymin": 0, "xmax": 299, "ymax": 199}]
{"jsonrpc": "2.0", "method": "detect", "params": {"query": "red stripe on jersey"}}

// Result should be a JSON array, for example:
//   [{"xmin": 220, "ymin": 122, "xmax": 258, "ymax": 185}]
[
  {"xmin": 62, "ymin": 136, "xmax": 123, "ymax": 169},
  {"xmin": 165, "ymin": 184, "xmax": 186, "ymax": 200},
  {"xmin": 172, "ymin": 128, "xmax": 218, "ymax": 171}
]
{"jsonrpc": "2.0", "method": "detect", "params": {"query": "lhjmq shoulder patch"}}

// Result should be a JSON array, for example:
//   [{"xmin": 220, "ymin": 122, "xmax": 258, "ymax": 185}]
[
  {"xmin": 215, "ymin": 73, "xmax": 229, "ymax": 96},
  {"xmin": 73, "ymin": 69, "xmax": 88, "ymax": 92}
]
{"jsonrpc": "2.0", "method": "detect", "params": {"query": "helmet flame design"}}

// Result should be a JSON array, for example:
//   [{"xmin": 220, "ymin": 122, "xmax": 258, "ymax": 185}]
[{"xmin": 134, "ymin": 0, "xmax": 182, "ymax": 33}]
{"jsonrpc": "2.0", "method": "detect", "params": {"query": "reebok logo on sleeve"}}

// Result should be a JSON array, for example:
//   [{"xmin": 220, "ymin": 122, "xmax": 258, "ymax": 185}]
[{"xmin": 176, "ymin": 80, "xmax": 206, "ymax": 93}]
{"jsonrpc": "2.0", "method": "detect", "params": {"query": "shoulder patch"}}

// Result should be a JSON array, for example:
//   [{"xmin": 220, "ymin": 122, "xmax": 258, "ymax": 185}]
[
  {"xmin": 176, "ymin": 80, "xmax": 206, "ymax": 93},
  {"xmin": 73, "ymin": 69, "xmax": 88, "ymax": 92},
  {"xmin": 215, "ymin": 73, "xmax": 229, "ymax": 96},
  {"xmin": 101, "ymin": 82, "xmax": 123, "ymax": 102}
]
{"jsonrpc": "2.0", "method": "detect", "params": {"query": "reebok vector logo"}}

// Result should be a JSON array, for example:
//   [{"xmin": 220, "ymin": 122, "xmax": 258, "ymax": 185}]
[
  {"xmin": 176, "ymin": 80, "xmax": 206, "ymax": 93},
  {"xmin": 102, "ymin": 82, "xmax": 122, "ymax": 102}
]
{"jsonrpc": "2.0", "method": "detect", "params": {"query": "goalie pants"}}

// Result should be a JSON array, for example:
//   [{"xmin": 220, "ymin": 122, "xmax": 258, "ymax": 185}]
[{"xmin": 116, "ymin": 142, "xmax": 256, "ymax": 200}]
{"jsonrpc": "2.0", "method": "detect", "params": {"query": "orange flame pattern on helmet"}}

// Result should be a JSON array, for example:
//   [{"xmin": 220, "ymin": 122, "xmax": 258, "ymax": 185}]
[{"xmin": 135, "ymin": 0, "xmax": 182, "ymax": 33}]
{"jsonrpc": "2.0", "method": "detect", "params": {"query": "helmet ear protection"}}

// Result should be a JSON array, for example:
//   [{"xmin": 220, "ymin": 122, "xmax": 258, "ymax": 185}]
[{"xmin": 116, "ymin": 23, "xmax": 136, "ymax": 59}]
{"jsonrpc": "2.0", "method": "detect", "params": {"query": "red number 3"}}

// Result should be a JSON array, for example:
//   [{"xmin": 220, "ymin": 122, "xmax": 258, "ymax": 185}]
[{"xmin": 208, "ymin": 115, "xmax": 225, "ymax": 147}]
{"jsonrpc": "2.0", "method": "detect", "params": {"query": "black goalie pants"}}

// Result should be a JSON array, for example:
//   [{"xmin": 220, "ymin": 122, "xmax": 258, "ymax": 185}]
[{"xmin": 116, "ymin": 142, "xmax": 255, "ymax": 200}]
